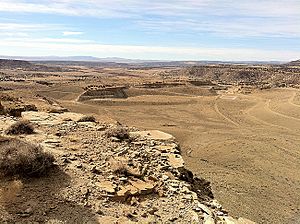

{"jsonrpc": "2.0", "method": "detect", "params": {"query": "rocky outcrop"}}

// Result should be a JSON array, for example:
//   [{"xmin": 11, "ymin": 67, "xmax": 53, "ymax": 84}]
[
  {"xmin": 0, "ymin": 93, "xmax": 38, "ymax": 117},
  {"xmin": 0, "ymin": 111, "xmax": 256, "ymax": 223}
]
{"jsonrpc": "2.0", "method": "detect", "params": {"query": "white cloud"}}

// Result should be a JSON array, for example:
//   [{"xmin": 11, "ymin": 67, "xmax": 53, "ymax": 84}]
[
  {"xmin": 0, "ymin": 32, "xmax": 29, "ymax": 37},
  {"xmin": 0, "ymin": 22, "xmax": 64, "ymax": 33},
  {"xmin": 4, "ymin": 37, "xmax": 93, "ymax": 44},
  {"xmin": 0, "ymin": 0, "xmax": 299, "ymax": 18},
  {"xmin": 63, "ymin": 31, "xmax": 83, "ymax": 36},
  {"xmin": 0, "ymin": 22, "xmax": 45, "ymax": 31},
  {"xmin": 137, "ymin": 17, "xmax": 300, "ymax": 37},
  {"xmin": 0, "ymin": 37, "xmax": 298, "ymax": 61},
  {"xmin": 0, "ymin": 0, "xmax": 299, "ymax": 38},
  {"xmin": 0, "ymin": 22, "xmax": 55, "ymax": 39}
]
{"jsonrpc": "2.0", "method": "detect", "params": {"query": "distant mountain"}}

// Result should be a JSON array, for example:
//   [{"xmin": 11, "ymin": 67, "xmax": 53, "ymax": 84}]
[
  {"xmin": 0, "ymin": 55, "xmax": 285, "ymax": 67},
  {"xmin": 0, "ymin": 55, "xmax": 165, "ymax": 64},
  {"xmin": 0, "ymin": 55, "xmax": 104, "ymax": 62}
]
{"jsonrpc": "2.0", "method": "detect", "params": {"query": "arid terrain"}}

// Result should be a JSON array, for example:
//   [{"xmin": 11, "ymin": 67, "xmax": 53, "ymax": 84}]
[{"xmin": 1, "ymin": 59, "xmax": 300, "ymax": 223}]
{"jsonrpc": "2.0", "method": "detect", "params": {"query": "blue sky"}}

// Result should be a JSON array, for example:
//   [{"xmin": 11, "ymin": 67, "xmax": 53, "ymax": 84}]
[{"xmin": 0, "ymin": 0, "xmax": 299, "ymax": 61}]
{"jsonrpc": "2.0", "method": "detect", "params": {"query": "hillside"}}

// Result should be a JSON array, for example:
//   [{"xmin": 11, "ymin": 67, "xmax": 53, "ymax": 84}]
[
  {"xmin": 0, "ymin": 106, "xmax": 255, "ymax": 223},
  {"xmin": 163, "ymin": 64, "xmax": 300, "ymax": 88},
  {"xmin": 0, "ymin": 59, "xmax": 32, "ymax": 69}
]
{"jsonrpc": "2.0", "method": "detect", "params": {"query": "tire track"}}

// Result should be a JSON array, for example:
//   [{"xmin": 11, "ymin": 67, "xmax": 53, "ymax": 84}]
[
  {"xmin": 288, "ymin": 91, "xmax": 300, "ymax": 108},
  {"xmin": 265, "ymin": 99, "xmax": 300, "ymax": 122},
  {"xmin": 214, "ymin": 98, "xmax": 239, "ymax": 127},
  {"xmin": 245, "ymin": 99, "xmax": 292, "ymax": 131}
]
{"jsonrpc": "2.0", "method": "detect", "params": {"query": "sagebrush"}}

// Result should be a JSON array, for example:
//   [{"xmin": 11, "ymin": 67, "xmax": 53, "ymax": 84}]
[
  {"xmin": 5, "ymin": 120, "xmax": 35, "ymax": 135},
  {"xmin": 105, "ymin": 126, "xmax": 130, "ymax": 140},
  {"xmin": 77, "ymin": 115, "xmax": 96, "ymax": 122},
  {"xmin": 0, "ymin": 137, "xmax": 55, "ymax": 177}
]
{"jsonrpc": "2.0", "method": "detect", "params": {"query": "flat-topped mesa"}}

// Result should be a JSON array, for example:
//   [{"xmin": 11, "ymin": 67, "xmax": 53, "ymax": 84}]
[
  {"xmin": 287, "ymin": 59, "xmax": 300, "ymax": 66},
  {"xmin": 78, "ymin": 86, "xmax": 128, "ymax": 101},
  {"xmin": 0, "ymin": 59, "xmax": 32, "ymax": 69}
]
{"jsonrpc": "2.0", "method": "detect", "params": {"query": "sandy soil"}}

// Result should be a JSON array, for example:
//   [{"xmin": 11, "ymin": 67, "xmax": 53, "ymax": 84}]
[{"xmin": 45, "ymin": 87, "xmax": 300, "ymax": 224}]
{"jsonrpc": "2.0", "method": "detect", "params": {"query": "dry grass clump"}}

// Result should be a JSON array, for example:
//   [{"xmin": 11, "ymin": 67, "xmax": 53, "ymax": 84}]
[
  {"xmin": 0, "ymin": 93, "xmax": 18, "ymax": 101},
  {"xmin": 105, "ymin": 126, "xmax": 130, "ymax": 140},
  {"xmin": 24, "ymin": 104, "xmax": 38, "ymax": 112},
  {"xmin": 110, "ymin": 158, "xmax": 142, "ymax": 178},
  {"xmin": 0, "ymin": 137, "xmax": 55, "ymax": 177},
  {"xmin": 77, "ymin": 115, "xmax": 96, "ymax": 123},
  {"xmin": 5, "ymin": 120, "xmax": 35, "ymax": 135},
  {"xmin": 0, "ymin": 101, "xmax": 4, "ymax": 115},
  {"xmin": 48, "ymin": 107, "xmax": 68, "ymax": 113}
]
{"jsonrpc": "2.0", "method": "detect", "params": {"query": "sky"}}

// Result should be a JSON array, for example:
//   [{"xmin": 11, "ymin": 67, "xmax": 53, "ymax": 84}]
[{"xmin": 0, "ymin": 0, "xmax": 299, "ymax": 61}]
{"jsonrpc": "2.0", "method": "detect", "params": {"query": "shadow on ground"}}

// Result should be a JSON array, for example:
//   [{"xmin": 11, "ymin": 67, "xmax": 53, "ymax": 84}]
[{"xmin": 0, "ymin": 167, "xmax": 98, "ymax": 224}]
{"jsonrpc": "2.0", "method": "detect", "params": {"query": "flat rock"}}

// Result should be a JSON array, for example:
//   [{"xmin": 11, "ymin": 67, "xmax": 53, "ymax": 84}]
[
  {"xmin": 116, "ymin": 185, "xmax": 139, "ymax": 198},
  {"xmin": 168, "ymin": 154, "xmax": 184, "ymax": 168},
  {"xmin": 203, "ymin": 214, "xmax": 215, "ymax": 224},
  {"xmin": 22, "ymin": 111, "xmax": 83, "ymax": 125},
  {"xmin": 238, "ymin": 217, "xmax": 257, "ymax": 224},
  {"xmin": 130, "ymin": 130, "xmax": 174, "ymax": 141},
  {"xmin": 129, "ymin": 179, "xmax": 156, "ymax": 195},
  {"xmin": 222, "ymin": 216, "xmax": 240, "ymax": 224},
  {"xmin": 96, "ymin": 181, "xmax": 116, "ymax": 194},
  {"xmin": 97, "ymin": 216, "xmax": 136, "ymax": 224},
  {"xmin": 197, "ymin": 203, "xmax": 213, "ymax": 216},
  {"xmin": 155, "ymin": 144, "xmax": 177, "ymax": 153}
]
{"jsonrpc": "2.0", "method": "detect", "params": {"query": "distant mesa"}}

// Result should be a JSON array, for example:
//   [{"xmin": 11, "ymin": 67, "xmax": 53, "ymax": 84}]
[
  {"xmin": 0, "ymin": 58, "xmax": 72, "ymax": 72},
  {"xmin": 288, "ymin": 59, "xmax": 300, "ymax": 66},
  {"xmin": 0, "ymin": 59, "xmax": 32, "ymax": 69},
  {"xmin": 0, "ymin": 55, "xmax": 285, "ymax": 67}
]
